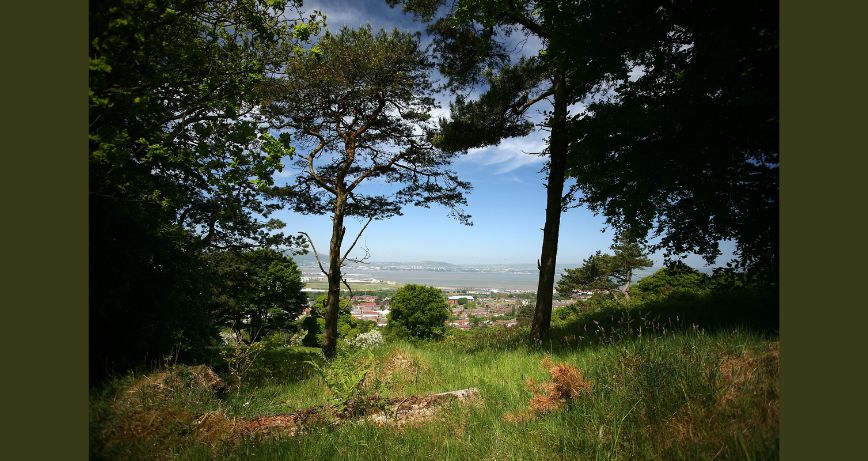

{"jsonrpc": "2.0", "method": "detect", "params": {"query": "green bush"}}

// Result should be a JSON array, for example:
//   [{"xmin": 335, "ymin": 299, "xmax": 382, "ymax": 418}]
[
  {"xmin": 441, "ymin": 325, "xmax": 531, "ymax": 352},
  {"xmin": 631, "ymin": 261, "xmax": 709, "ymax": 299},
  {"xmin": 385, "ymin": 284, "xmax": 450, "ymax": 340}
]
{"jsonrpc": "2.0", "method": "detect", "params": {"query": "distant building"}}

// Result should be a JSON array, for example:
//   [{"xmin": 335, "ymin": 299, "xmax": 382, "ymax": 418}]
[{"xmin": 447, "ymin": 295, "xmax": 474, "ymax": 306}]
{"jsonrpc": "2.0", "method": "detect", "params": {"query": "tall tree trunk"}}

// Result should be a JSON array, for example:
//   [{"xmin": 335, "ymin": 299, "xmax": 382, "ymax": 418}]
[
  {"xmin": 322, "ymin": 194, "xmax": 346, "ymax": 359},
  {"xmin": 531, "ymin": 71, "xmax": 569, "ymax": 344},
  {"xmin": 622, "ymin": 268, "xmax": 632, "ymax": 301}
]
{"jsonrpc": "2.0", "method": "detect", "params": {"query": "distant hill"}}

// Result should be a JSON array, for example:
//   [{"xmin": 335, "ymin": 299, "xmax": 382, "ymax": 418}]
[{"xmin": 287, "ymin": 252, "xmax": 713, "ymax": 282}]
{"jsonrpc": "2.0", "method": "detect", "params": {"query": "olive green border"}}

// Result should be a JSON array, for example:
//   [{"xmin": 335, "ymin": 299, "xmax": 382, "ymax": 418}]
[
  {"xmin": 7, "ymin": 0, "xmax": 844, "ymax": 458},
  {"xmin": 781, "ymin": 2, "xmax": 863, "ymax": 460},
  {"xmin": 5, "ymin": 0, "xmax": 87, "ymax": 458}
]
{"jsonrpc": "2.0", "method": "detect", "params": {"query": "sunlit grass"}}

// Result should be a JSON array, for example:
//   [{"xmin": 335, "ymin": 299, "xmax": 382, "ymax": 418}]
[{"xmin": 91, "ymin": 294, "xmax": 778, "ymax": 460}]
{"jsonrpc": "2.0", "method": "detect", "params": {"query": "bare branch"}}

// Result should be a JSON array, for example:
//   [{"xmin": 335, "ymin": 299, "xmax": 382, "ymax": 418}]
[
  {"xmin": 352, "ymin": 92, "xmax": 387, "ymax": 138},
  {"xmin": 345, "ymin": 242, "xmax": 371, "ymax": 265},
  {"xmin": 511, "ymin": 88, "xmax": 555, "ymax": 116},
  {"xmin": 341, "ymin": 217, "xmax": 374, "ymax": 265},
  {"xmin": 299, "ymin": 232, "xmax": 328, "ymax": 276},
  {"xmin": 347, "ymin": 151, "xmax": 406, "ymax": 192},
  {"xmin": 306, "ymin": 141, "xmax": 338, "ymax": 195},
  {"xmin": 341, "ymin": 276, "xmax": 354, "ymax": 303}
]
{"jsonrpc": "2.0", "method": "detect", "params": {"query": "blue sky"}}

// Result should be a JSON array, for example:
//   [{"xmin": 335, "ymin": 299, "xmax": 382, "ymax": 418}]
[{"xmin": 270, "ymin": 0, "xmax": 736, "ymax": 268}]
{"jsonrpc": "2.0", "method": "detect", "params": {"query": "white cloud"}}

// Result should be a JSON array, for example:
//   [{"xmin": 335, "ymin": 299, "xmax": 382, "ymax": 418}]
[
  {"xmin": 429, "ymin": 106, "xmax": 451, "ymax": 123},
  {"xmin": 628, "ymin": 64, "xmax": 647, "ymax": 82},
  {"xmin": 567, "ymin": 101, "xmax": 587, "ymax": 118},
  {"xmin": 458, "ymin": 136, "xmax": 547, "ymax": 174}
]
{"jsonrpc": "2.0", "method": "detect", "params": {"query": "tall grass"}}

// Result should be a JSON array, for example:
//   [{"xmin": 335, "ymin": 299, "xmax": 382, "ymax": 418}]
[{"xmin": 91, "ymin": 291, "xmax": 778, "ymax": 460}]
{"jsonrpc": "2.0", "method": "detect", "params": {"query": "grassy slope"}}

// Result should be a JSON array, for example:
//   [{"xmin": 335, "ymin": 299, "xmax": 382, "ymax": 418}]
[{"xmin": 91, "ymin": 292, "xmax": 779, "ymax": 460}]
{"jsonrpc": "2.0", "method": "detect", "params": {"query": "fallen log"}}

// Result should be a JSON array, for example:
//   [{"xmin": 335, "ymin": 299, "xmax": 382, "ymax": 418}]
[{"xmin": 226, "ymin": 388, "xmax": 480, "ymax": 437}]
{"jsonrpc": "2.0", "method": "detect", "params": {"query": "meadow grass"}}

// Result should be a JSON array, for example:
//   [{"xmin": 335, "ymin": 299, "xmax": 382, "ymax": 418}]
[{"xmin": 91, "ymin": 292, "xmax": 778, "ymax": 460}]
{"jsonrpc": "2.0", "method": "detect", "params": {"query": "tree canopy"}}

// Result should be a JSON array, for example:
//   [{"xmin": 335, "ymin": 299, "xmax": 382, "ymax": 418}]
[
  {"xmin": 264, "ymin": 26, "xmax": 471, "ymax": 358},
  {"xmin": 388, "ymin": 0, "xmax": 674, "ymax": 343},
  {"xmin": 632, "ymin": 262, "xmax": 710, "ymax": 299},
  {"xmin": 89, "ymin": 0, "xmax": 319, "ymax": 379},
  {"xmin": 556, "ymin": 235, "xmax": 652, "ymax": 298},
  {"xmin": 566, "ymin": 0, "xmax": 779, "ymax": 280},
  {"xmin": 556, "ymin": 252, "xmax": 618, "ymax": 295},
  {"xmin": 386, "ymin": 285, "xmax": 451, "ymax": 340},
  {"xmin": 206, "ymin": 248, "xmax": 307, "ymax": 343},
  {"xmin": 265, "ymin": 26, "xmax": 471, "ymax": 225},
  {"xmin": 609, "ymin": 235, "xmax": 653, "ymax": 298}
]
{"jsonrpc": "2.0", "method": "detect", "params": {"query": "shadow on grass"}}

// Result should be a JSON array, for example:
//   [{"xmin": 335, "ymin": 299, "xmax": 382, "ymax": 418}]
[
  {"xmin": 550, "ymin": 287, "xmax": 778, "ymax": 351},
  {"xmin": 209, "ymin": 346, "xmax": 325, "ymax": 387},
  {"xmin": 440, "ymin": 287, "xmax": 778, "ymax": 354}
]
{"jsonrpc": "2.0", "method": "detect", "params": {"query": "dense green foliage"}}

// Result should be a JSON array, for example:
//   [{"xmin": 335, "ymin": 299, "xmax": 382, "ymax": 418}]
[
  {"xmin": 386, "ymin": 285, "xmax": 450, "ymax": 340},
  {"xmin": 89, "ymin": 0, "xmax": 320, "ymax": 381},
  {"xmin": 609, "ymin": 235, "xmax": 654, "ymax": 294},
  {"xmin": 567, "ymin": 0, "xmax": 779, "ymax": 279},
  {"xmin": 206, "ymin": 249, "xmax": 307, "ymax": 342},
  {"xmin": 516, "ymin": 302, "xmax": 535, "ymax": 327},
  {"xmin": 632, "ymin": 262, "xmax": 711, "ymax": 299},
  {"xmin": 557, "ymin": 251, "xmax": 619, "ymax": 294},
  {"xmin": 557, "ymin": 236, "xmax": 652, "ymax": 296}
]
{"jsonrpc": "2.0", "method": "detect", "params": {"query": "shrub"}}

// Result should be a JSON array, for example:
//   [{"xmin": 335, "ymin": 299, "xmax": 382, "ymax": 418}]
[
  {"xmin": 385, "ymin": 284, "xmax": 450, "ymax": 340},
  {"xmin": 347, "ymin": 330, "xmax": 384, "ymax": 349},
  {"xmin": 441, "ymin": 325, "xmax": 531, "ymax": 352},
  {"xmin": 306, "ymin": 349, "xmax": 377, "ymax": 410},
  {"xmin": 632, "ymin": 261, "xmax": 709, "ymax": 299}
]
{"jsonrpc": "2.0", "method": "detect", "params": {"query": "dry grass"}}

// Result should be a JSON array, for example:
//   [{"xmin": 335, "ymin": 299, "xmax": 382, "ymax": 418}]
[
  {"xmin": 718, "ymin": 342, "xmax": 779, "ymax": 408},
  {"xmin": 659, "ymin": 341, "xmax": 780, "ymax": 457},
  {"xmin": 504, "ymin": 356, "xmax": 592, "ymax": 422},
  {"xmin": 364, "ymin": 349, "xmax": 432, "ymax": 394},
  {"xmin": 120, "ymin": 364, "xmax": 225, "ymax": 401},
  {"xmin": 96, "ymin": 365, "xmax": 225, "ymax": 457}
]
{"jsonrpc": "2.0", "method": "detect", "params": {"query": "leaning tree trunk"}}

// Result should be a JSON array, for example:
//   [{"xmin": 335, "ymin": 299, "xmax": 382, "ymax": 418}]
[
  {"xmin": 621, "ymin": 268, "xmax": 632, "ymax": 301},
  {"xmin": 531, "ymin": 71, "xmax": 569, "ymax": 345},
  {"xmin": 322, "ymin": 193, "xmax": 346, "ymax": 359}
]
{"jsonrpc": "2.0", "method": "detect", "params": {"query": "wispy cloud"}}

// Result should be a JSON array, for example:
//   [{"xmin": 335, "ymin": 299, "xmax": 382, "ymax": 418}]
[
  {"xmin": 273, "ymin": 168, "xmax": 297, "ymax": 179},
  {"xmin": 458, "ymin": 136, "xmax": 547, "ymax": 174},
  {"xmin": 301, "ymin": 0, "xmax": 416, "ymax": 32}
]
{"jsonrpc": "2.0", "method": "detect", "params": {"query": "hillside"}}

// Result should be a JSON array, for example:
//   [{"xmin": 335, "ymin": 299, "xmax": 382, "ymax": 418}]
[{"xmin": 90, "ymin": 289, "xmax": 778, "ymax": 460}]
